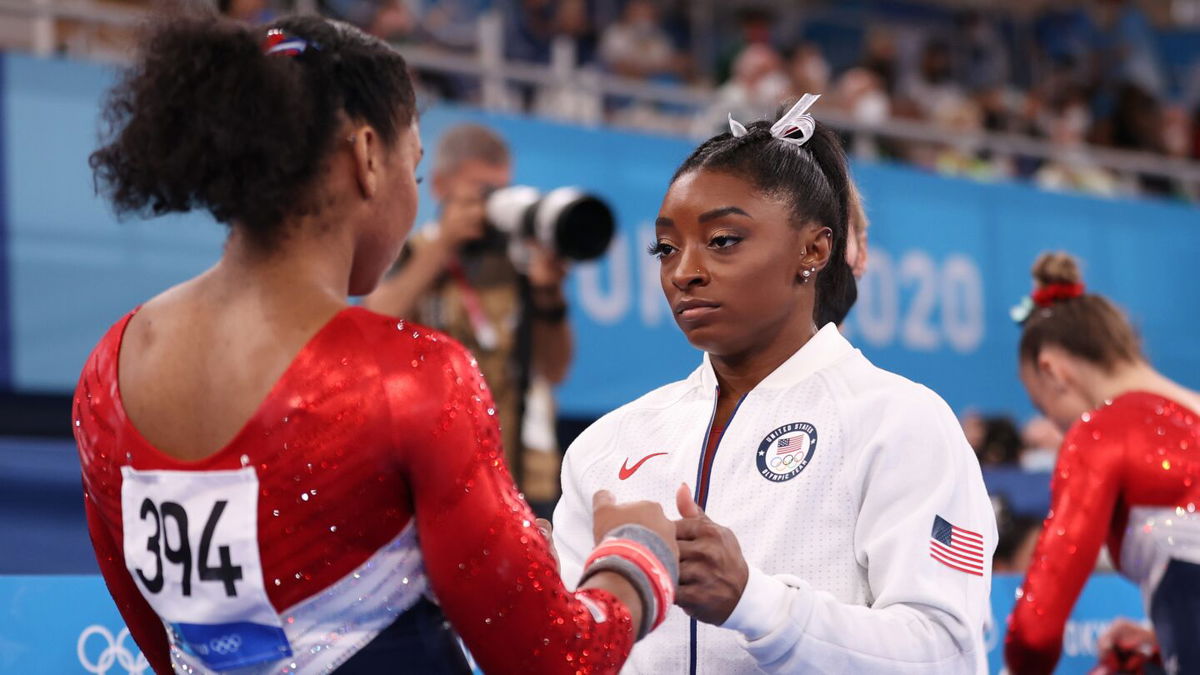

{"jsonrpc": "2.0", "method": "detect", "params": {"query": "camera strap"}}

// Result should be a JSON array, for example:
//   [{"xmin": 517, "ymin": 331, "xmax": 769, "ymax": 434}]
[{"xmin": 447, "ymin": 259, "xmax": 499, "ymax": 352}]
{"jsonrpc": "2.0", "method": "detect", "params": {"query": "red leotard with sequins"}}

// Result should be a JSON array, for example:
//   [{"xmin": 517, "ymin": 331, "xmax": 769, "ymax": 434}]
[
  {"xmin": 75, "ymin": 307, "xmax": 634, "ymax": 674},
  {"xmin": 1005, "ymin": 392, "xmax": 1200, "ymax": 674}
]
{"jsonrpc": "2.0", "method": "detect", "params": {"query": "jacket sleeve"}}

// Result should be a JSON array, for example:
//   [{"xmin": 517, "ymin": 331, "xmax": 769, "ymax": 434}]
[
  {"xmin": 720, "ymin": 386, "xmax": 996, "ymax": 673},
  {"xmin": 552, "ymin": 416, "xmax": 619, "ymax": 591}
]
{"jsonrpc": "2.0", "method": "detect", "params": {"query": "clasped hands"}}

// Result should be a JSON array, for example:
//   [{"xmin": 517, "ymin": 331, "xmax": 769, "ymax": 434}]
[{"xmin": 541, "ymin": 483, "xmax": 749, "ymax": 626}]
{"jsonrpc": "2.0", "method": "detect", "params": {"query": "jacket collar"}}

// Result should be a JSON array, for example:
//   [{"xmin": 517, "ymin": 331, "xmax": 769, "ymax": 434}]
[{"xmin": 692, "ymin": 323, "xmax": 856, "ymax": 393}]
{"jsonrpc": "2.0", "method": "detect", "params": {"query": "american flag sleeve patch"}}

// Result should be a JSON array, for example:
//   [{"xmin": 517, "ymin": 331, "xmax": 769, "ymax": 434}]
[{"xmin": 929, "ymin": 515, "xmax": 984, "ymax": 576}]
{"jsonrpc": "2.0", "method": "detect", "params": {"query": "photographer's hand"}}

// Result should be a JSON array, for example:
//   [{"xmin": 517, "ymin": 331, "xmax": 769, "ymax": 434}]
[
  {"xmin": 437, "ymin": 185, "xmax": 489, "ymax": 249},
  {"xmin": 528, "ymin": 242, "xmax": 568, "ymax": 290}
]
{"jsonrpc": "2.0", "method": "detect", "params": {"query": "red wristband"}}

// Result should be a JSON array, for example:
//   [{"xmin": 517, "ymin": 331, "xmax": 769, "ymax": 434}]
[{"xmin": 584, "ymin": 538, "xmax": 674, "ymax": 630}]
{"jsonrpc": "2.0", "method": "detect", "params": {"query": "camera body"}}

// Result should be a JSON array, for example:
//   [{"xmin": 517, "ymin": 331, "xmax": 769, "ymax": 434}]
[{"xmin": 485, "ymin": 186, "xmax": 615, "ymax": 265}]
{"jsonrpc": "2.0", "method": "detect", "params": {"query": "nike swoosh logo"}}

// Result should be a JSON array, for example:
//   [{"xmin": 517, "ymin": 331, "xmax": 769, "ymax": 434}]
[{"xmin": 619, "ymin": 453, "xmax": 668, "ymax": 480}]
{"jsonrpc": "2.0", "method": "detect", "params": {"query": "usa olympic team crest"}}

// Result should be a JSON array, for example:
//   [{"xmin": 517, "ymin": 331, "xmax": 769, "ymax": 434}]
[{"xmin": 757, "ymin": 422, "xmax": 817, "ymax": 482}]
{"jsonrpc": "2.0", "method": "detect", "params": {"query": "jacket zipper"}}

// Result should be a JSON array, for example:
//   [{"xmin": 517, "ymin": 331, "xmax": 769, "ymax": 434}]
[{"xmin": 689, "ymin": 386, "xmax": 747, "ymax": 675}]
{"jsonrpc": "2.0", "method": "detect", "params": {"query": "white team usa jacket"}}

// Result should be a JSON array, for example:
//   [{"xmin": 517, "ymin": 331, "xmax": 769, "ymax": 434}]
[{"xmin": 554, "ymin": 324, "xmax": 997, "ymax": 674}]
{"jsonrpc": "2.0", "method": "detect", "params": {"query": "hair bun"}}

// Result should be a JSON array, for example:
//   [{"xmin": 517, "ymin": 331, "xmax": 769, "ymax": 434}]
[{"xmin": 1031, "ymin": 251, "xmax": 1083, "ymax": 288}]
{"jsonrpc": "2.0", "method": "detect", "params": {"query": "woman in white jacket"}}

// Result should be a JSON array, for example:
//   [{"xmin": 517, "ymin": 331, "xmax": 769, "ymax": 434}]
[{"xmin": 551, "ymin": 96, "xmax": 996, "ymax": 674}]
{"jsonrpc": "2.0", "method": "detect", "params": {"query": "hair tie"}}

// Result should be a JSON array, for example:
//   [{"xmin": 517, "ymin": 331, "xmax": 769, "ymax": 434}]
[
  {"xmin": 1010, "ymin": 282, "xmax": 1085, "ymax": 324},
  {"xmin": 263, "ymin": 29, "xmax": 319, "ymax": 57},
  {"xmin": 728, "ymin": 93, "xmax": 821, "ymax": 147},
  {"xmin": 1032, "ymin": 282, "xmax": 1085, "ymax": 307}
]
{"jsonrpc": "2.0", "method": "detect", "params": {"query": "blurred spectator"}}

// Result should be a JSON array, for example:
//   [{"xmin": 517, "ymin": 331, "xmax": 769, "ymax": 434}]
[
  {"xmin": 957, "ymin": 10, "xmax": 1010, "ymax": 92},
  {"xmin": 994, "ymin": 515, "xmax": 1042, "ymax": 572},
  {"xmin": 1034, "ymin": 85, "xmax": 1121, "ymax": 196},
  {"xmin": 322, "ymin": 0, "xmax": 415, "ymax": 42},
  {"xmin": 1019, "ymin": 416, "xmax": 1063, "ymax": 472},
  {"xmin": 833, "ymin": 67, "xmax": 891, "ymax": 124},
  {"xmin": 507, "ymin": 0, "xmax": 556, "ymax": 63},
  {"xmin": 600, "ymin": 0, "xmax": 679, "ymax": 79},
  {"xmin": 962, "ymin": 411, "xmax": 987, "ymax": 450},
  {"xmin": 1162, "ymin": 105, "xmax": 1194, "ymax": 161},
  {"xmin": 1161, "ymin": 105, "xmax": 1199, "ymax": 200},
  {"xmin": 1103, "ymin": 83, "xmax": 1172, "ymax": 195},
  {"xmin": 369, "ymin": 1, "xmax": 420, "ymax": 42},
  {"xmin": 786, "ymin": 42, "xmax": 831, "ymax": 97},
  {"xmin": 693, "ymin": 43, "xmax": 789, "ymax": 136},
  {"xmin": 422, "ymin": 0, "xmax": 491, "ymax": 52},
  {"xmin": 832, "ymin": 66, "xmax": 892, "ymax": 158},
  {"xmin": 964, "ymin": 413, "xmax": 1022, "ymax": 466},
  {"xmin": 1032, "ymin": 1, "xmax": 1100, "ymax": 83},
  {"xmin": 1095, "ymin": 0, "xmax": 1166, "ymax": 97},
  {"xmin": 930, "ymin": 97, "xmax": 1012, "ymax": 181},
  {"xmin": 976, "ymin": 85, "xmax": 1029, "ymax": 135},
  {"xmin": 715, "ymin": 6, "xmax": 776, "ymax": 84},
  {"xmin": 554, "ymin": 0, "xmax": 598, "ymax": 65},
  {"xmin": 899, "ymin": 39, "xmax": 966, "ymax": 120},
  {"xmin": 1108, "ymin": 83, "xmax": 1164, "ymax": 153},
  {"xmin": 991, "ymin": 495, "xmax": 1042, "ymax": 573},
  {"xmin": 533, "ymin": 0, "xmax": 602, "ymax": 122},
  {"xmin": 218, "ymin": 0, "xmax": 275, "ymax": 24},
  {"xmin": 860, "ymin": 26, "xmax": 900, "ymax": 95}
]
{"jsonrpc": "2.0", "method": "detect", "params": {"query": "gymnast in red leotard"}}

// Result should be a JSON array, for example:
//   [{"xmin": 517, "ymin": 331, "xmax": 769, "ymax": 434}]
[
  {"xmin": 75, "ymin": 14, "xmax": 677, "ymax": 674},
  {"xmin": 1005, "ymin": 252, "xmax": 1200, "ymax": 675}
]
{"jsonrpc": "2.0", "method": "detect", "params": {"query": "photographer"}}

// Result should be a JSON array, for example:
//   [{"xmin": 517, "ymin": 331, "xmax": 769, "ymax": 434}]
[{"xmin": 365, "ymin": 124, "xmax": 571, "ymax": 513}]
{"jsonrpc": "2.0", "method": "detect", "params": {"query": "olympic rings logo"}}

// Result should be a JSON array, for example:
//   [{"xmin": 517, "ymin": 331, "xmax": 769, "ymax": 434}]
[
  {"xmin": 769, "ymin": 453, "xmax": 800, "ymax": 470},
  {"xmin": 210, "ymin": 633, "xmax": 243, "ymax": 655},
  {"xmin": 78, "ymin": 625, "xmax": 150, "ymax": 675}
]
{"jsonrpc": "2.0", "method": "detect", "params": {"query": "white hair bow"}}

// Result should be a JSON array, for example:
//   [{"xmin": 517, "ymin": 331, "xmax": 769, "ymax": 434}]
[{"xmin": 728, "ymin": 93, "xmax": 821, "ymax": 147}]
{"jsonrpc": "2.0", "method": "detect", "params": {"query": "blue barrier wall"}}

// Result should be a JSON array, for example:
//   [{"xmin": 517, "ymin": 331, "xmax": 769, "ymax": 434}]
[
  {"xmin": 3, "ymin": 52, "xmax": 1199, "ymax": 422},
  {"xmin": 0, "ymin": 572, "xmax": 1145, "ymax": 673}
]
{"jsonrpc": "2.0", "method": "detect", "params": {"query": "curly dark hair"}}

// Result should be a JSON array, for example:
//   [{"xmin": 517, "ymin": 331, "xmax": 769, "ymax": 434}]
[
  {"xmin": 671, "ymin": 118, "xmax": 856, "ymax": 327},
  {"xmin": 89, "ymin": 14, "xmax": 416, "ymax": 247}
]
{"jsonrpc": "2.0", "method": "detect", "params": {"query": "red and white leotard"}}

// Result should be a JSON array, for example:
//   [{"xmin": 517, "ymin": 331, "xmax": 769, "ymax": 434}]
[
  {"xmin": 74, "ymin": 307, "xmax": 634, "ymax": 674},
  {"xmin": 1005, "ymin": 392, "xmax": 1200, "ymax": 674}
]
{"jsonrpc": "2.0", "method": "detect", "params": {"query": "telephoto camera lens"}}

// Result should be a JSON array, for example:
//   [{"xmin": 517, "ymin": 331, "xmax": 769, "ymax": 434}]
[{"xmin": 486, "ymin": 186, "xmax": 615, "ymax": 262}]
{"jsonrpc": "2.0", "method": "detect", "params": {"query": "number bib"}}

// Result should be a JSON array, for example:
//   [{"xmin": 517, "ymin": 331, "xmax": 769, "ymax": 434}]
[{"xmin": 121, "ymin": 467, "xmax": 292, "ymax": 670}]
